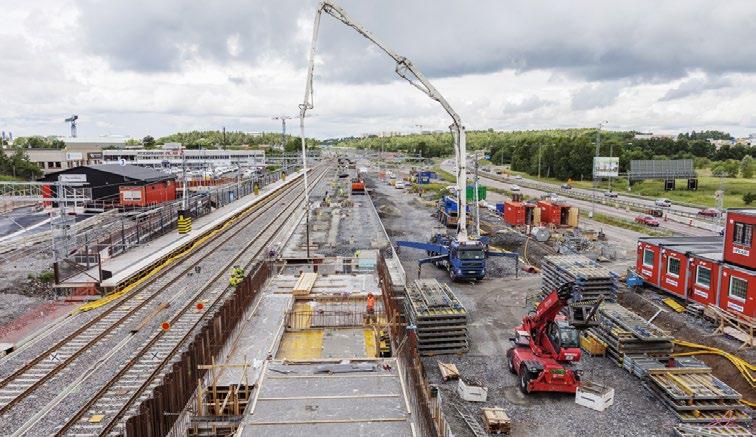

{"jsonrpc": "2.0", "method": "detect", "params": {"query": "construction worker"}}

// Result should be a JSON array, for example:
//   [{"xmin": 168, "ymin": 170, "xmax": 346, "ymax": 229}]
[
  {"xmin": 366, "ymin": 292, "xmax": 376, "ymax": 324},
  {"xmin": 229, "ymin": 265, "xmax": 245, "ymax": 286}
]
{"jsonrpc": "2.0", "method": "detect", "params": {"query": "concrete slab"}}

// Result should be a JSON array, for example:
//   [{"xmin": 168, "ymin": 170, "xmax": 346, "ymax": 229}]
[
  {"xmin": 240, "ymin": 360, "xmax": 413, "ymax": 437},
  {"xmin": 321, "ymin": 328, "xmax": 368, "ymax": 358}
]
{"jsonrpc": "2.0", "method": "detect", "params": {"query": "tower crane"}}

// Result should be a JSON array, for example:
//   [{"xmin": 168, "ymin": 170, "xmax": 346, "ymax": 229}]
[
  {"xmin": 298, "ymin": 1, "xmax": 512, "ymax": 281},
  {"xmin": 65, "ymin": 115, "xmax": 78, "ymax": 138}
]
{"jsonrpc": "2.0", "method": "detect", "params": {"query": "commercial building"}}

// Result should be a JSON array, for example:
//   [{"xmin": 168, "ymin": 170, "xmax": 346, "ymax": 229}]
[
  {"xmin": 102, "ymin": 148, "xmax": 266, "ymax": 170},
  {"xmin": 25, "ymin": 137, "xmax": 131, "ymax": 174},
  {"xmin": 38, "ymin": 164, "xmax": 176, "ymax": 208}
]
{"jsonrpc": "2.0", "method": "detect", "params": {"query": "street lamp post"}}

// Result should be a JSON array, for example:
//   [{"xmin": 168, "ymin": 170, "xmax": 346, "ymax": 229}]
[{"xmin": 591, "ymin": 120, "xmax": 608, "ymax": 218}]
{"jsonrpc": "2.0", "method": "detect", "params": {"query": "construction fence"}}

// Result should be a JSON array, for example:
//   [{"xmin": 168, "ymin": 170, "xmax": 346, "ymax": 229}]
[{"xmin": 55, "ymin": 167, "xmax": 297, "ymax": 284}]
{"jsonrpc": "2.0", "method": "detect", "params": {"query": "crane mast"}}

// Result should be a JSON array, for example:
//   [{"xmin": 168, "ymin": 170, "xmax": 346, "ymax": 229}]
[{"xmin": 300, "ymin": 0, "xmax": 469, "ymax": 241}]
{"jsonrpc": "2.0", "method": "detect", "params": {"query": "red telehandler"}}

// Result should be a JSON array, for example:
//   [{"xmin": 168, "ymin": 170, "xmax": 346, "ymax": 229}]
[{"xmin": 507, "ymin": 282, "xmax": 586, "ymax": 394}]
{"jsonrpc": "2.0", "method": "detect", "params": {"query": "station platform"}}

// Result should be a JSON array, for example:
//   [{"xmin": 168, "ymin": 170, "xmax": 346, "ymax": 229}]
[{"xmin": 58, "ymin": 169, "xmax": 306, "ymax": 294}]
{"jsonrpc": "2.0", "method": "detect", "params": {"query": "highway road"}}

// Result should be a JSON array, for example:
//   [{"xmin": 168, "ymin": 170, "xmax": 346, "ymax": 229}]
[{"xmin": 441, "ymin": 160, "xmax": 717, "ymax": 237}]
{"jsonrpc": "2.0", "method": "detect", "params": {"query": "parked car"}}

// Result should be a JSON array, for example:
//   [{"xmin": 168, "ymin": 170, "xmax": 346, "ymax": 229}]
[
  {"xmin": 561, "ymin": 183, "xmax": 572, "ymax": 190},
  {"xmin": 395, "ymin": 181, "xmax": 406, "ymax": 189},
  {"xmin": 698, "ymin": 208, "xmax": 721, "ymax": 217},
  {"xmin": 655, "ymin": 198, "xmax": 672, "ymax": 207},
  {"xmin": 510, "ymin": 184, "xmax": 521, "ymax": 192},
  {"xmin": 603, "ymin": 191, "xmax": 618, "ymax": 198},
  {"xmin": 635, "ymin": 215, "xmax": 660, "ymax": 227}
]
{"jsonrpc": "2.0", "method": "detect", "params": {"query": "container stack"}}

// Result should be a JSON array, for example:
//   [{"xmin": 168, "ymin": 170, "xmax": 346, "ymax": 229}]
[
  {"xmin": 541, "ymin": 255, "xmax": 618, "ymax": 302},
  {"xmin": 404, "ymin": 279, "xmax": 468, "ymax": 355},
  {"xmin": 587, "ymin": 303, "xmax": 674, "ymax": 365}
]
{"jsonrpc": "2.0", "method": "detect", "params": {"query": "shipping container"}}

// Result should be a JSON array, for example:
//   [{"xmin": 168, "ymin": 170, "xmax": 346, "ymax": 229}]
[
  {"xmin": 688, "ymin": 252, "xmax": 722, "ymax": 307},
  {"xmin": 720, "ymin": 263, "xmax": 756, "ymax": 317},
  {"xmin": 658, "ymin": 244, "xmax": 722, "ymax": 299},
  {"xmin": 723, "ymin": 209, "xmax": 756, "ymax": 270},
  {"xmin": 635, "ymin": 236, "xmax": 723, "ymax": 289},
  {"xmin": 120, "ymin": 179, "xmax": 177, "ymax": 207}
]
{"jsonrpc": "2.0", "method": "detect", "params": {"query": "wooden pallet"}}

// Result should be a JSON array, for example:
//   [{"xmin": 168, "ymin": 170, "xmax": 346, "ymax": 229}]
[
  {"xmin": 438, "ymin": 362, "xmax": 460, "ymax": 381},
  {"xmin": 482, "ymin": 407, "xmax": 511, "ymax": 434}
]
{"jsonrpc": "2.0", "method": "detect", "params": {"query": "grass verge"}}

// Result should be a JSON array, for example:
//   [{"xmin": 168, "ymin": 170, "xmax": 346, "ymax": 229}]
[{"xmin": 582, "ymin": 211, "xmax": 673, "ymax": 236}]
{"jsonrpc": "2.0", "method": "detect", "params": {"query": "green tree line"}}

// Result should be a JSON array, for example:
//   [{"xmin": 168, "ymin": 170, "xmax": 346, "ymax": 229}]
[{"xmin": 335, "ymin": 129, "xmax": 753, "ymax": 181}]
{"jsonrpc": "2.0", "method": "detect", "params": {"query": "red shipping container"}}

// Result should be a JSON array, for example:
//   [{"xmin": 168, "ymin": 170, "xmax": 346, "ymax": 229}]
[
  {"xmin": 720, "ymin": 264, "xmax": 756, "ymax": 317},
  {"xmin": 504, "ymin": 201, "xmax": 525, "ymax": 225},
  {"xmin": 637, "ymin": 240, "xmax": 662, "ymax": 288},
  {"xmin": 120, "ymin": 180, "xmax": 176, "ymax": 207},
  {"xmin": 688, "ymin": 252, "xmax": 722, "ymax": 307},
  {"xmin": 723, "ymin": 210, "xmax": 756, "ymax": 270}
]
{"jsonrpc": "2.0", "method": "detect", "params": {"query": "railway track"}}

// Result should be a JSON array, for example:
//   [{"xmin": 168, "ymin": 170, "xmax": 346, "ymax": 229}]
[{"xmin": 0, "ymin": 166, "xmax": 327, "ymax": 436}]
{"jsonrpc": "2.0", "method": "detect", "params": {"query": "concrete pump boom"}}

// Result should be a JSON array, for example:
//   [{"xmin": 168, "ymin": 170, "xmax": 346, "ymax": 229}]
[{"xmin": 300, "ymin": 0, "xmax": 469, "ymax": 241}]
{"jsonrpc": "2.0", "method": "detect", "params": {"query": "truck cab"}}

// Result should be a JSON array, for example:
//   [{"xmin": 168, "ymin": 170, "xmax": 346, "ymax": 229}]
[{"xmin": 448, "ymin": 239, "xmax": 486, "ymax": 281}]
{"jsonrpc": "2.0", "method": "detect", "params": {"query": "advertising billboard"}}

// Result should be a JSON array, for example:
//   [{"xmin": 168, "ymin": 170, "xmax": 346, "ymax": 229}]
[{"xmin": 593, "ymin": 157, "xmax": 619, "ymax": 177}]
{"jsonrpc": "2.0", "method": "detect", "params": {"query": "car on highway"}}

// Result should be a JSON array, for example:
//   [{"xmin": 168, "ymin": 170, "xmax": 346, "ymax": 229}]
[
  {"xmin": 635, "ymin": 215, "xmax": 661, "ymax": 227},
  {"xmin": 510, "ymin": 184, "xmax": 521, "ymax": 192},
  {"xmin": 655, "ymin": 198, "xmax": 672, "ymax": 207},
  {"xmin": 603, "ymin": 191, "xmax": 618, "ymax": 198},
  {"xmin": 513, "ymin": 175, "xmax": 523, "ymax": 180},
  {"xmin": 698, "ymin": 208, "xmax": 721, "ymax": 217},
  {"xmin": 561, "ymin": 183, "xmax": 572, "ymax": 190},
  {"xmin": 395, "ymin": 181, "xmax": 406, "ymax": 189}
]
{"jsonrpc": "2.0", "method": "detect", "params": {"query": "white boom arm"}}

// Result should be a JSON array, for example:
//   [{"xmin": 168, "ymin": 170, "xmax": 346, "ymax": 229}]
[{"xmin": 300, "ymin": 0, "xmax": 469, "ymax": 241}]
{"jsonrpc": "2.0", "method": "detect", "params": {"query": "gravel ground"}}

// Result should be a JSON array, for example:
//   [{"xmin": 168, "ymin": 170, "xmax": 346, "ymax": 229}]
[
  {"xmin": 422, "ymin": 354, "xmax": 678, "ymax": 437},
  {"xmin": 368, "ymin": 168, "xmax": 682, "ymax": 437}
]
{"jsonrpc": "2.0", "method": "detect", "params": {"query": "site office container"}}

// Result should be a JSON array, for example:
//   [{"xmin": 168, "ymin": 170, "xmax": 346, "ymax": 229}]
[
  {"xmin": 720, "ymin": 263, "xmax": 756, "ymax": 317},
  {"xmin": 687, "ymin": 252, "xmax": 722, "ymax": 307},
  {"xmin": 658, "ymin": 244, "xmax": 722, "ymax": 299},
  {"xmin": 504, "ymin": 201, "xmax": 537, "ymax": 226},
  {"xmin": 636, "ymin": 236, "xmax": 723, "ymax": 289},
  {"xmin": 120, "ymin": 180, "xmax": 177, "ymax": 207},
  {"xmin": 536, "ymin": 201, "xmax": 578, "ymax": 227},
  {"xmin": 504, "ymin": 202, "xmax": 525, "ymax": 225},
  {"xmin": 723, "ymin": 209, "xmax": 756, "ymax": 270}
]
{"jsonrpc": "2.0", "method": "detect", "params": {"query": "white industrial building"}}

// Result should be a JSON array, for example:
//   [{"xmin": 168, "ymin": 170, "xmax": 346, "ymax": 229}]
[{"xmin": 102, "ymin": 148, "xmax": 266, "ymax": 170}]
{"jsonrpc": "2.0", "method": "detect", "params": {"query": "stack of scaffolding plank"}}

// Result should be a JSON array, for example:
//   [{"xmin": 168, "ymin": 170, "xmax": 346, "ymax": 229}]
[
  {"xmin": 645, "ymin": 368, "xmax": 749, "ymax": 424},
  {"xmin": 673, "ymin": 424, "xmax": 753, "ymax": 436},
  {"xmin": 588, "ymin": 303, "xmax": 674, "ymax": 365},
  {"xmin": 541, "ymin": 255, "xmax": 618, "ymax": 302},
  {"xmin": 405, "ymin": 279, "xmax": 468, "ymax": 355}
]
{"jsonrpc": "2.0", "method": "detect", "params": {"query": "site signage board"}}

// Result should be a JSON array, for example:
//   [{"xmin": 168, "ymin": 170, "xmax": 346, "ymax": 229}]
[{"xmin": 593, "ymin": 157, "xmax": 619, "ymax": 177}]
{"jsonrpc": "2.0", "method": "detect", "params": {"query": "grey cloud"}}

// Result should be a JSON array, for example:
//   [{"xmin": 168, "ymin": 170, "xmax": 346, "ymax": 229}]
[
  {"xmin": 502, "ymin": 96, "xmax": 554, "ymax": 114},
  {"xmin": 660, "ymin": 76, "xmax": 732, "ymax": 101},
  {"xmin": 571, "ymin": 83, "xmax": 622, "ymax": 110},
  {"xmin": 75, "ymin": 0, "xmax": 756, "ymax": 84}
]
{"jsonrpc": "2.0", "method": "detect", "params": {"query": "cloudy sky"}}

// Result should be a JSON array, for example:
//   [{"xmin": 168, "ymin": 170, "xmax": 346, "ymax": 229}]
[{"xmin": 1, "ymin": 0, "xmax": 755, "ymax": 140}]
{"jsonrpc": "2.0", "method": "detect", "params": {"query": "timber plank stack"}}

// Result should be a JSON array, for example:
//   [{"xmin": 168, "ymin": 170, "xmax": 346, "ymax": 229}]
[
  {"xmin": 541, "ymin": 255, "xmax": 618, "ymax": 302},
  {"xmin": 587, "ymin": 303, "xmax": 674, "ymax": 365},
  {"xmin": 405, "ymin": 279, "xmax": 468, "ymax": 355},
  {"xmin": 646, "ymin": 367, "xmax": 749, "ymax": 424}
]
